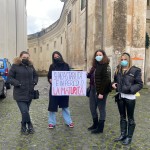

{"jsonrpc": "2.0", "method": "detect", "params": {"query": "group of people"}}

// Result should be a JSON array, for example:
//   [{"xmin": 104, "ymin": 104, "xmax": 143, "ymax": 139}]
[
  {"xmin": 87, "ymin": 50, "xmax": 143, "ymax": 145},
  {"xmin": 8, "ymin": 49, "xmax": 143, "ymax": 146}
]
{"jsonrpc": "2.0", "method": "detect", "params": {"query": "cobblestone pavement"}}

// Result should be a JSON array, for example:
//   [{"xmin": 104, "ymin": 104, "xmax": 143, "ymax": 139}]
[{"xmin": 0, "ymin": 77, "xmax": 150, "ymax": 150}]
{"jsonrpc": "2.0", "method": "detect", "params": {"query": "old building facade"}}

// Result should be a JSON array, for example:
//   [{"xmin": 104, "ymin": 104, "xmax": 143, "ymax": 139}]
[
  {"xmin": 0, "ymin": 0, "xmax": 27, "ymax": 63},
  {"xmin": 28, "ymin": 0, "xmax": 148, "ymax": 83}
]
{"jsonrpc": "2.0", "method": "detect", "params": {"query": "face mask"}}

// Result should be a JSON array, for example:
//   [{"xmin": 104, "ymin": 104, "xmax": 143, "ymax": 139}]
[
  {"xmin": 95, "ymin": 56, "xmax": 103, "ymax": 62},
  {"xmin": 22, "ymin": 59, "xmax": 29, "ymax": 65},
  {"xmin": 120, "ymin": 60, "xmax": 128, "ymax": 67},
  {"xmin": 54, "ymin": 57, "xmax": 62, "ymax": 63}
]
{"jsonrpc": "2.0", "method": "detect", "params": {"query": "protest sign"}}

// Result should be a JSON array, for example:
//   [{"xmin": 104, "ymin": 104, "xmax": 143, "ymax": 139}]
[{"xmin": 52, "ymin": 71, "xmax": 86, "ymax": 96}]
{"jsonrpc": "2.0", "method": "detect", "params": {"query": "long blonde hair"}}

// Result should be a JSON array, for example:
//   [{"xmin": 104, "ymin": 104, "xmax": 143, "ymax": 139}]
[{"xmin": 115, "ymin": 52, "xmax": 132, "ymax": 74}]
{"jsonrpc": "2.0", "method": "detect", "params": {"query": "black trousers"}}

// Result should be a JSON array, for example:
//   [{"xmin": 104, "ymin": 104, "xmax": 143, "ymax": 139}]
[
  {"xmin": 17, "ymin": 100, "xmax": 32, "ymax": 123},
  {"xmin": 117, "ymin": 98, "xmax": 136, "ymax": 125}
]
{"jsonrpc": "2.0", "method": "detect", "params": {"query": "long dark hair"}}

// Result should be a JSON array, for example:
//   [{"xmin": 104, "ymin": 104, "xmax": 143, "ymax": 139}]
[
  {"xmin": 52, "ymin": 51, "xmax": 65, "ymax": 64},
  {"xmin": 92, "ymin": 49, "xmax": 109, "ymax": 67}
]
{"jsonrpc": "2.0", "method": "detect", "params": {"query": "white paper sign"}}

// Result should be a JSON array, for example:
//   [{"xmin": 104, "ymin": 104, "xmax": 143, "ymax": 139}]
[{"xmin": 52, "ymin": 71, "xmax": 87, "ymax": 96}]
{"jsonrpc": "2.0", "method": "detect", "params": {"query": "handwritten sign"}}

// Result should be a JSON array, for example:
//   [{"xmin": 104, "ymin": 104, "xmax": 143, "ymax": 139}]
[{"xmin": 52, "ymin": 71, "xmax": 86, "ymax": 96}]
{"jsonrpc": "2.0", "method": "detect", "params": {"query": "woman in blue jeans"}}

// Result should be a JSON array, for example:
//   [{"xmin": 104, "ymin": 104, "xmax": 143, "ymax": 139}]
[{"xmin": 47, "ymin": 51, "xmax": 74, "ymax": 129}]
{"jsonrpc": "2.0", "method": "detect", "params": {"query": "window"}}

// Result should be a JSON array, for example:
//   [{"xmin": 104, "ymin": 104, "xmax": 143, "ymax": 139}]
[
  {"xmin": 47, "ymin": 44, "xmax": 49, "ymax": 50},
  {"xmin": 34, "ymin": 48, "xmax": 36, "ymax": 53},
  {"xmin": 147, "ymin": 0, "xmax": 150, "ymax": 6},
  {"xmin": 67, "ymin": 11, "xmax": 71, "ymax": 24},
  {"xmin": 61, "ymin": 37, "xmax": 63, "ymax": 44},
  {"xmin": 81, "ymin": 0, "xmax": 86, "ymax": 11},
  {"xmin": 0, "ymin": 61, "xmax": 4, "ymax": 69},
  {"xmin": 54, "ymin": 41, "xmax": 56, "ymax": 48},
  {"xmin": 40, "ymin": 47, "xmax": 42, "ymax": 53},
  {"xmin": 6, "ymin": 61, "xmax": 11, "ymax": 70}
]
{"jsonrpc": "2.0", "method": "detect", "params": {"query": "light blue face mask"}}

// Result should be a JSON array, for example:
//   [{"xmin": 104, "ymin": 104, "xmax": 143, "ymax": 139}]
[
  {"xmin": 95, "ymin": 56, "xmax": 103, "ymax": 62},
  {"xmin": 121, "ymin": 60, "xmax": 128, "ymax": 67}
]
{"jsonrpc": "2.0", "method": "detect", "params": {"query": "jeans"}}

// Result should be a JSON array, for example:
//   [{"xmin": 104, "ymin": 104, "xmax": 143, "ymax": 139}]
[
  {"xmin": 48, "ymin": 107, "xmax": 73, "ymax": 125},
  {"xmin": 89, "ymin": 85, "xmax": 108, "ymax": 120},
  {"xmin": 17, "ymin": 100, "xmax": 32, "ymax": 123}
]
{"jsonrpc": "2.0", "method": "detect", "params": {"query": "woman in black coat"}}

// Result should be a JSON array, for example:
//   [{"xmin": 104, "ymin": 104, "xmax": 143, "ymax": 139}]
[
  {"xmin": 47, "ymin": 51, "xmax": 74, "ymax": 129},
  {"xmin": 90, "ymin": 49, "xmax": 111, "ymax": 134},
  {"xmin": 8, "ymin": 51, "xmax": 38, "ymax": 134},
  {"xmin": 112, "ymin": 52, "xmax": 143, "ymax": 145}
]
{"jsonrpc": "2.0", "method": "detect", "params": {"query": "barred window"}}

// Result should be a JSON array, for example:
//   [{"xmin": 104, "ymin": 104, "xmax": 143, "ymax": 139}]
[
  {"xmin": 81, "ymin": 0, "xmax": 86, "ymax": 11},
  {"xmin": 67, "ymin": 11, "xmax": 71, "ymax": 24},
  {"xmin": 148, "ymin": 0, "xmax": 150, "ymax": 6}
]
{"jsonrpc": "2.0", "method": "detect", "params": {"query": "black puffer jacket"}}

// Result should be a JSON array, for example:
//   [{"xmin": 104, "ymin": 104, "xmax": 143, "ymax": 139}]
[
  {"xmin": 114, "ymin": 66, "xmax": 143, "ymax": 94},
  {"xmin": 8, "ymin": 57, "xmax": 38, "ymax": 101},
  {"xmin": 95, "ymin": 63, "xmax": 111, "ymax": 95}
]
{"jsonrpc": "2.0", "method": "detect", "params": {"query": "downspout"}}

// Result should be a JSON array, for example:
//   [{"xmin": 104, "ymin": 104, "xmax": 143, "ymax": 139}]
[
  {"xmin": 15, "ymin": 0, "xmax": 18, "ymax": 56},
  {"xmin": 84, "ymin": 0, "xmax": 88, "ymax": 70},
  {"xmin": 37, "ymin": 35, "xmax": 40, "ymax": 71},
  {"xmin": 102, "ymin": 0, "xmax": 106, "ymax": 49},
  {"xmin": 144, "ymin": 47, "xmax": 147, "ymax": 84}
]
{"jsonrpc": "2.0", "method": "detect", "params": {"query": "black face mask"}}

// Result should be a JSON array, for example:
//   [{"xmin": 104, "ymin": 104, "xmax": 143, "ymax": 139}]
[
  {"xmin": 54, "ymin": 57, "xmax": 63, "ymax": 63},
  {"xmin": 22, "ymin": 59, "xmax": 29, "ymax": 65}
]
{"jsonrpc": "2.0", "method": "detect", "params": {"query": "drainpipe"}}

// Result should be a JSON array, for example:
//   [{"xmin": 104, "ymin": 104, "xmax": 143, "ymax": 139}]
[
  {"xmin": 84, "ymin": 0, "xmax": 88, "ymax": 70},
  {"xmin": 15, "ymin": 0, "xmax": 18, "ymax": 56},
  {"xmin": 102, "ymin": 0, "xmax": 106, "ymax": 49}
]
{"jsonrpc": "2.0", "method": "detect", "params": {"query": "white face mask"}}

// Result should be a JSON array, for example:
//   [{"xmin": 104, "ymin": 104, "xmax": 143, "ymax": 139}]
[{"xmin": 95, "ymin": 56, "xmax": 103, "ymax": 62}]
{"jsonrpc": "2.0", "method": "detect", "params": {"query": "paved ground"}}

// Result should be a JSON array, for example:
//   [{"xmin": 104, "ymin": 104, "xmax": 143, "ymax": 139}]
[{"xmin": 0, "ymin": 77, "xmax": 150, "ymax": 150}]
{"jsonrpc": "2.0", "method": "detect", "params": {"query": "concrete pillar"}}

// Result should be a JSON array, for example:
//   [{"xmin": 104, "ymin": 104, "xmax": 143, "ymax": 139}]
[{"xmin": 0, "ymin": 0, "xmax": 27, "ymax": 63}]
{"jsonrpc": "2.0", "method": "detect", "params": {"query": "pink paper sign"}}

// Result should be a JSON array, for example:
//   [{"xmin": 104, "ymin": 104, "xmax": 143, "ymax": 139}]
[{"xmin": 52, "ymin": 71, "xmax": 86, "ymax": 96}]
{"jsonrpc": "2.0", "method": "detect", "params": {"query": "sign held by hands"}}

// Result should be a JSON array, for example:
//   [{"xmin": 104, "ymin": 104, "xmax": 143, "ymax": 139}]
[{"xmin": 52, "ymin": 71, "xmax": 86, "ymax": 96}]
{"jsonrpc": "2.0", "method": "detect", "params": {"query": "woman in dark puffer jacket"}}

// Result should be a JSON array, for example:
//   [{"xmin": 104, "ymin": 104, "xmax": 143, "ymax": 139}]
[
  {"xmin": 112, "ymin": 52, "xmax": 143, "ymax": 145},
  {"xmin": 8, "ymin": 51, "xmax": 38, "ymax": 134},
  {"xmin": 90, "ymin": 49, "xmax": 111, "ymax": 134}
]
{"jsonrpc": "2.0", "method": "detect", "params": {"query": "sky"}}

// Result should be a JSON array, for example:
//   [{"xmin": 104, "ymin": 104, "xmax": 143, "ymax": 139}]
[{"xmin": 26, "ymin": 0, "xmax": 64, "ymax": 35}]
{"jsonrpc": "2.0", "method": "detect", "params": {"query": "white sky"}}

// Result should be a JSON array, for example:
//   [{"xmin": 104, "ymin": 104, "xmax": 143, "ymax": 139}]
[{"xmin": 26, "ymin": 0, "xmax": 64, "ymax": 35}]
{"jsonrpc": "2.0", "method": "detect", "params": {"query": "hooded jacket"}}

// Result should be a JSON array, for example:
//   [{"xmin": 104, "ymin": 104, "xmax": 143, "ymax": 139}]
[
  {"xmin": 8, "ymin": 57, "xmax": 38, "ymax": 101},
  {"xmin": 47, "ymin": 51, "xmax": 70, "ymax": 112}
]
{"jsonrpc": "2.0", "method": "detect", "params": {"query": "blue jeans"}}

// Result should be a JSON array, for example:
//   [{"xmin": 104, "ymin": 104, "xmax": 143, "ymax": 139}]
[{"xmin": 48, "ymin": 107, "xmax": 73, "ymax": 125}]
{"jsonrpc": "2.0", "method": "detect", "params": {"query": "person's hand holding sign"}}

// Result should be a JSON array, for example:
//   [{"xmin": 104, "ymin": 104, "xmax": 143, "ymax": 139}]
[
  {"xmin": 98, "ymin": 94, "xmax": 103, "ymax": 99},
  {"xmin": 49, "ymin": 79, "xmax": 52, "ymax": 84}
]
